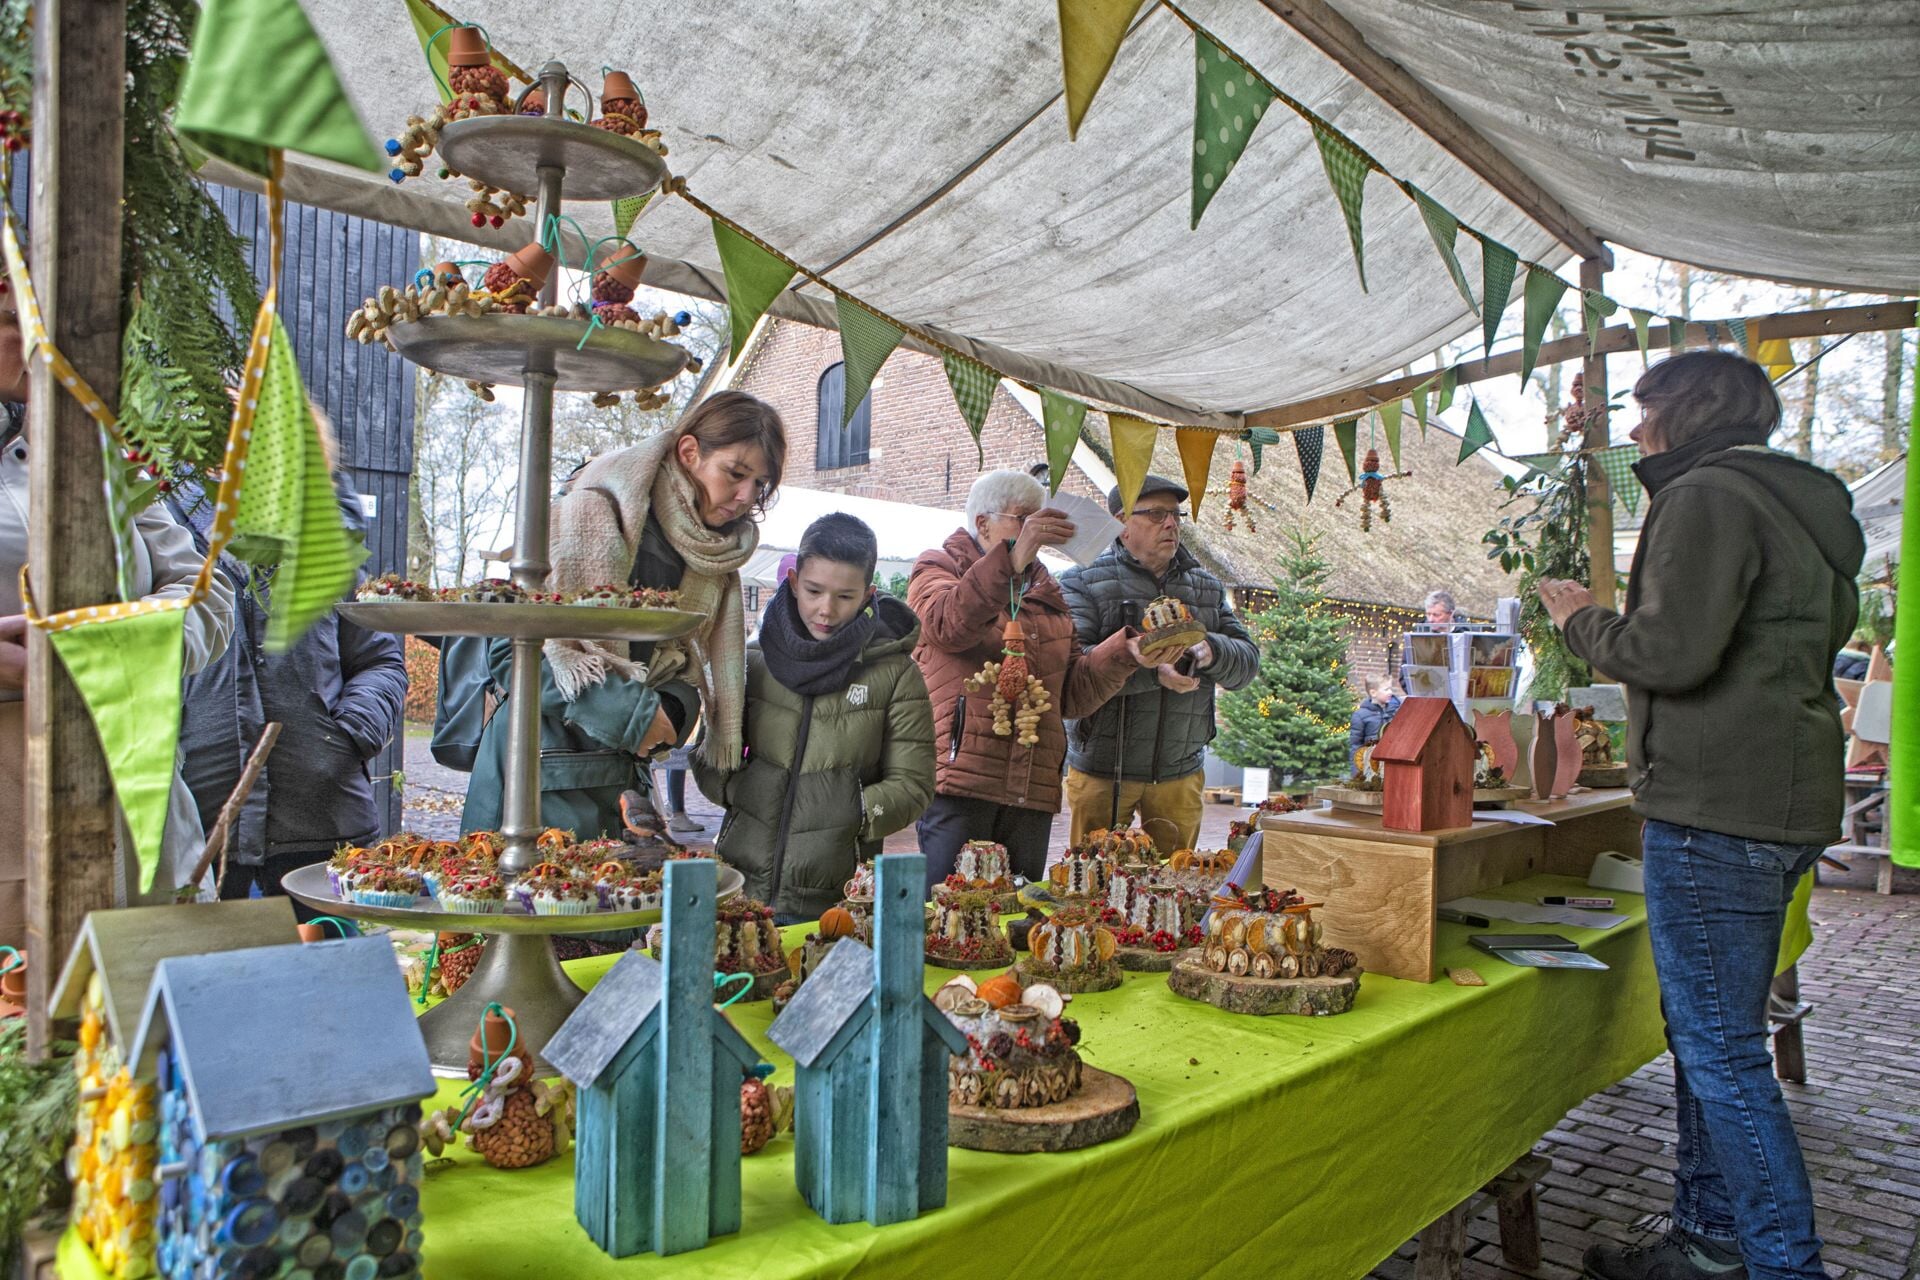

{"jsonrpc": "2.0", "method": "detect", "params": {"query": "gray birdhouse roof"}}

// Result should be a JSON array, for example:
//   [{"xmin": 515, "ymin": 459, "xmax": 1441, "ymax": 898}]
[
  {"xmin": 542, "ymin": 950, "xmax": 760, "ymax": 1088},
  {"xmin": 50, "ymin": 897, "xmax": 298, "ymax": 1049},
  {"xmin": 767, "ymin": 939, "xmax": 967, "ymax": 1068},
  {"xmin": 129, "ymin": 937, "xmax": 434, "ymax": 1143}
]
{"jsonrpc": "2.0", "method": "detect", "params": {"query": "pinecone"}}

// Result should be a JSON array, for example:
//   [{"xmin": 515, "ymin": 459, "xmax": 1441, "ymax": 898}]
[
  {"xmin": 740, "ymin": 1078, "xmax": 774, "ymax": 1155},
  {"xmin": 471, "ymin": 1087, "xmax": 556, "ymax": 1169},
  {"xmin": 438, "ymin": 934, "xmax": 482, "ymax": 994},
  {"xmin": 449, "ymin": 64, "xmax": 508, "ymax": 102},
  {"xmin": 591, "ymin": 275, "xmax": 635, "ymax": 306}
]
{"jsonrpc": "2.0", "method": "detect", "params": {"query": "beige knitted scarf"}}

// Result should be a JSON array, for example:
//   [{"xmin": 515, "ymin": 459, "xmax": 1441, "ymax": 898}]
[{"xmin": 543, "ymin": 430, "xmax": 756, "ymax": 771}]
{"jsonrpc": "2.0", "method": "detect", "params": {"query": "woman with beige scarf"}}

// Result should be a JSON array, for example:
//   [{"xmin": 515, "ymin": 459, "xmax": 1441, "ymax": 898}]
[{"xmin": 459, "ymin": 391, "xmax": 786, "ymax": 842}]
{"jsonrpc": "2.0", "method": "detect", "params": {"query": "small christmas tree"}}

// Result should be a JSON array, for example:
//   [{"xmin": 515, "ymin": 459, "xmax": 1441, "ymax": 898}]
[{"xmin": 1215, "ymin": 530, "xmax": 1354, "ymax": 783}]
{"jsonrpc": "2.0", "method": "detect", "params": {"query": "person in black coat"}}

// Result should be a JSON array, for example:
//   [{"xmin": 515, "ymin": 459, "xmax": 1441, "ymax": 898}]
[
  {"xmin": 172, "ymin": 474, "xmax": 407, "ymax": 906},
  {"xmin": 1348, "ymin": 675, "xmax": 1402, "ymax": 752}
]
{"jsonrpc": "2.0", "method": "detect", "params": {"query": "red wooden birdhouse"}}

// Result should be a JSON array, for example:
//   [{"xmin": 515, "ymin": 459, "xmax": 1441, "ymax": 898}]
[{"xmin": 1372, "ymin": 697, "xmax": 1476, "ymax": 832}]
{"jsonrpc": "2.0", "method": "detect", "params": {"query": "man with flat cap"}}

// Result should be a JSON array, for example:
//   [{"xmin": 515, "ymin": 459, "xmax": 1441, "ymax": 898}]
[{"xmin": 1059, "ymin": 474, "xmax": 1259, "ymax": 852}]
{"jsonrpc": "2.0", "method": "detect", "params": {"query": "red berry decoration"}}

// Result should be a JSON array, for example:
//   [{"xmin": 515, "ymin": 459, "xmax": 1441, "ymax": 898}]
[
  {"xmin": 470, "ymin": 212, "xmax": 486, "ymax": 228},
  {"xmin": 488, "ymin": 214, "xmax": 503, "ymax": 228}
]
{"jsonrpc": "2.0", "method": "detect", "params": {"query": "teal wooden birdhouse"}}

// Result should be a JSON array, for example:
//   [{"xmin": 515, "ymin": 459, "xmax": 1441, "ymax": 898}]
[
  {"xmin": 768, "ymin": 853, "xmax": 966, "ymax": 1226},
  {"xmin": 543, "ymin": 858, "xmax": 760, "ymax": 1257}
]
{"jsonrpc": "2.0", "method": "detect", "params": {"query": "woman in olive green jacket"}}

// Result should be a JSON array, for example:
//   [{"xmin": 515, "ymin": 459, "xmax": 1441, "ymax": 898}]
[{"xmin": 696, "ymin": 514, "xmax": 934, "ymax": 922}]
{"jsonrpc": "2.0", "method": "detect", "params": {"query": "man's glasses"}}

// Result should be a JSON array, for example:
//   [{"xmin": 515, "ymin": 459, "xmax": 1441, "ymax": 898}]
[{"xmin": 1129, "ymin": 508, "xmax": 1185, "ymax": 526}]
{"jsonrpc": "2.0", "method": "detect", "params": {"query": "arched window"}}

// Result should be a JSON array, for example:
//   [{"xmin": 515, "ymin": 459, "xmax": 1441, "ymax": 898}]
[{"xmin": 815, "ymin": 362, "xmax": 872, "ymax": 469}]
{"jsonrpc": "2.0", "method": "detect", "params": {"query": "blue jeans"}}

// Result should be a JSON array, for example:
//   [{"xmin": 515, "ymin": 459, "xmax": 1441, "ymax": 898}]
[{"xmin": 1641, "ymin": 820, "xmax": 1825, "ymax": 1279}]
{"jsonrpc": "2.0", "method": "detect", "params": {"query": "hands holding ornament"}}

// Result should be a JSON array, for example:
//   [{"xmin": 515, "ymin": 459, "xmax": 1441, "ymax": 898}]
[{"xmin": 1010, "ymin": 509, "xmax": 1076, "ymax": 571}]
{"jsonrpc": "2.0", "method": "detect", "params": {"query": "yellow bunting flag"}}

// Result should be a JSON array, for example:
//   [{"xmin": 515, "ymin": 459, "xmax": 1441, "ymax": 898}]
[
  {"xmin": 1757, "ymin": 338, "xmax": 1795, "ymax": 380},
  {"xmin": 1174, "ymin": 427, "xmax": 1218, "ymax": 518},
  {"xmin": 1058, "ymin": 0, "xmax": 1149, "ymax": 139},
  {"xmin": 1108, "ymin": 414, "xmax": 1158, "ymax": 517}
]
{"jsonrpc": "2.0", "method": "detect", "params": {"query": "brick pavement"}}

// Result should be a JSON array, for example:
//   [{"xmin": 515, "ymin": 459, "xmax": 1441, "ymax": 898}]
[{"xmin": 403, "ymin": 739, "xmax": 1919, "ymax": 1278}]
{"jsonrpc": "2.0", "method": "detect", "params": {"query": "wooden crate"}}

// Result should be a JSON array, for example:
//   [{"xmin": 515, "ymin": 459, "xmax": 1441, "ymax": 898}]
[{"xmin": 1257, "ymin": 791, "xmax": 1640, "ymax": 982}]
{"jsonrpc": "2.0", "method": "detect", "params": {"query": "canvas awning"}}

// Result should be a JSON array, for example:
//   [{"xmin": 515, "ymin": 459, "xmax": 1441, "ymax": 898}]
[{"xmin": 273, "ymin": 0, "xmax": 1917, "ymax": 427}]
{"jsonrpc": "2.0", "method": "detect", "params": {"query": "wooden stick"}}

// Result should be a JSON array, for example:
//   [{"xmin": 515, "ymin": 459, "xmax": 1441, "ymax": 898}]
[{"xmin": 186, "ymin": 722, "xmax": 282, "ymax": 896}]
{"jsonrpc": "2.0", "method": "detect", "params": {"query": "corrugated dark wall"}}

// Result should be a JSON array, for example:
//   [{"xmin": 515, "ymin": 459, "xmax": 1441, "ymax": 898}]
[{"xmin": 214, "ymin": 185, "xmax": 421, "ymax": 835}]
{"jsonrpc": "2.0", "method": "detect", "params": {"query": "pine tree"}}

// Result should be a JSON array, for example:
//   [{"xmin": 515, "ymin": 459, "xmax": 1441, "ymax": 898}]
[{"xmin": 1215, "ymin": 530, "xmax": 1354, "ymax": 782}]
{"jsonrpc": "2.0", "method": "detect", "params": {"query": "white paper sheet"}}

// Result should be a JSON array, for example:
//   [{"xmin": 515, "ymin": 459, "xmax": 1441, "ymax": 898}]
[
  {"xmin": 1046, "ymin": 491, "xmax": 1125, "ymax": 568},
  {"xmin": 1442, "ymin": 895, "xmax": 1628, "ymax": 931}
]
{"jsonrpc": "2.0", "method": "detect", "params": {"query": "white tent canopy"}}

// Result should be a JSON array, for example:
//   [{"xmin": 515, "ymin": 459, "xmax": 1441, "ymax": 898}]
[{"xmin": 280, "ymin": 0, "xmax": 1919, "ymax": 424}]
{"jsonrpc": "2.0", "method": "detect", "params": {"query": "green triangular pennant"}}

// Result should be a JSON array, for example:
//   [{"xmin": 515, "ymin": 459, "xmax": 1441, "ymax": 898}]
[
  {"xmin": 1437, "ymin": 365, "xmax": 1459, "ymax": 414},
  {"xmin": 1295, "ymin": 425, "xmax": 1324, "ymax": 501},
  {"xmin": 1630, "ymin": 308, "xmax": 1654, "ymax": 367},
  {"xmin": 1596, "ymin": 443, "xmax": 1643, "ymax": 517},
  {"xmin": 1333, "ymin": 417, "xmax": 1359, "ymax": 483},
  {"xmin": 47, "ymin": 607, "xmax": 188, "ymax": 893},
  {"xmin": 1191, "ymin": 34, "xmax": 1275, "ymax": 228},
  {"xmin": 1459, "ymin": 398, "xmax": 1495, "ymax": 463},
  {"xmin": 1669, "ymin": 317, "xmax": 1688, "ymax": 353},
  {"xmin": 1039, "ymin": 390, "xmax": 1087, "ymax": 497},
  {"xmin": 1520, "ymin": 267, "xmax": 1568, "ymax": 384},
  {"xmin": 713, "ymin": 219, "xmax": 796, "ymax": 365},
  {"xmin": 1412, "ymin": 379, "xmax": 1431, "ymax": 438},
  {"xmin": 1582, "ymin": 290, "xmax": 1620, "ymax": 358},
  {"xmin": 1378, "ymin": 400, "xmax": 1403, "ymax": 470},
  {"xmin": 1728, "ymin": 317, "xmax": 1753, "ymax": 356},
  {"xmin": 835, "ymin": 294, "xmax": 904, "ymax": 430},
  {"xmin": 1410, "ymin": 186, "xmax": 1476, "ymax": 312},
  {"xmin": 1479, "ymin": 239, "xmax": 1518, "ymax": 357},
  {"xmin": 176, "ymin": 0, "xmax": 383, "ymax": 175},
  {"xmin": 1244, "ymin": 426, "xmax": 1279, "ymax": 476},
  {"xmin": 1513, "ymin": 451, "xmax": 1561, "ymax": 475},
  {"xmin": 233, "ymin": 312, "xmax": 361, "ymax": 651},
  {"xmin": 942, "ymin": 351, "xmax": 998, "ymax": 469},
  {"xmin": 612, "ymin": 193, "xmax": 651, "ymax": 241},
  {"xmin": 1313, "ymin": 125, "xmax": 1371, "ymax": 291},
  {"xmin": 403, "ymin": 0, "xmax": 455, "ymax": 102}
]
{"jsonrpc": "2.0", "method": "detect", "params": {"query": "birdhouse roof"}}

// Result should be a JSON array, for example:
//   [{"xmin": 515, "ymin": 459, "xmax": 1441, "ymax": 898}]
[
  {"xmin": 767, "ymin": 938, "xmax": 968, "ymax": 1068},
  {"xmin": 1371, "ymin": 696, "xmax": 1471, "ymax": 764},
  {"xmin": 129, "ymin": 937, "xmax": 433, "ymax": 1143},
  {"xmin": 50, "ymin": 897, "xmax": 298, "ymax": 1049},
  {"xmin": 542, "ymin": 950, "xmax": 760, "ymax": 1088}
]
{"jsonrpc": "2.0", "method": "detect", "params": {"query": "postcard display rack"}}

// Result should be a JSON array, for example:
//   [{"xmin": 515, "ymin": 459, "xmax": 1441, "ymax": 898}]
[
  {"xmin": 1400, "ymin": 630, "xmax": 1520, "ymax": 725},
  {"xmin": 288, "ymin": 63, "xmax": 743, "ymax": 1076}
]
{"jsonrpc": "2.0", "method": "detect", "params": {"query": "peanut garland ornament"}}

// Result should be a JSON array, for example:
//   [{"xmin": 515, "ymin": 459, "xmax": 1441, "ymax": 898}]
[
  {"xmin": 1224, "ymin": 459, "xmax": 1256, "ymax": 532},
  {"xmin": 963, "ymin": 591, "xmax": 1052, "ymax": 746},
  {"xmin": 1333, "ymin": 448, "xmax": 1413, "ymax": 532}
]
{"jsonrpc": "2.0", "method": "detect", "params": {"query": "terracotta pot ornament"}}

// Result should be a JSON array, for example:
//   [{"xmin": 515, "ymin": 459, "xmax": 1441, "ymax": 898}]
[
  {"xmin": 482, "ymin": 242, "xmax": 552, "ymax": 313},
  {"xmin": 418, "ymin": 1005, "xmax": 572, "ymax": 1169},
  {"xmin": 445, "ymin": 26, "xmax": 509, "ymax": 104},
  {"xmin": 517, "ymin": 86, "xmax": 547, "ymax": 116},
  {"xmin": 1334, "ymin": 448, "xmax": 1413, "ymax": 532},
  {"xmin": 1224, "ymin": 459, "xmax": 1255, "ymax": 532},
  {"xmin": 593, "ymin": 69, "xmax": 647, "ymax": 134},
  {"xmin": 590, "ymin": 239, "xmax": 647, "ymax": 306}
]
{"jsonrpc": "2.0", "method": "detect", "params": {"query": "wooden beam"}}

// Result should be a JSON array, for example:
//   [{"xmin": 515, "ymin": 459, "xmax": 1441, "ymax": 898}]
[
  {"xmin": 1255, "ymin": 0, "xmax": 1609, "ymax": 263},
  {"xmin": 1580, "ymin": 258, "xmax": 1616, "ymax": 615},
  {"xmin": 1247, "ymin": 300, "xmax": 1920, "ymax": 432},
  {"xmin": 25, "ymin": 0, "xmax": 125, "ymax": 1057}
]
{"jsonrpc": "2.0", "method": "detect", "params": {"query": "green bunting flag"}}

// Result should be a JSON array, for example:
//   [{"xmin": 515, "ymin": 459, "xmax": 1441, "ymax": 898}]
[
  {"xmin": 1313, "ymin": 125, "xmax": 1371, "ymax": 291},
  {"xmin": 1669, "ymin": 317, "xmax": 1688, "ymax": 353},
  {"xmin": 1512, "ymin": 451, "xmax": 1561, "ymax": 476},
  {"xmin": 612, "ymin": 193, "xmax": 651, "ymax": 241},
  {"xmin": 234, "ymin": 312, "xmax": 362, "ymax": 651},
  {"xmin": 175, "ymin": 0, "xmax": 382, "ymax": 176},
  {"xmin": 1059, "ymin": 0, "xmax": 1149, "ymax": 139},
  {"xmin": 1437, "ymin": 365, "xmax": 1459, "ymax": 415},
  {"xmin": 1333, "ymin": 417, "xmax": 1359, "ymax": 484},
  {"xmin": 1244, "ymin": 426, "xmax": 1279, "ymax": 476},
  {"xmin": 1480, "ymin": 239, "xmax": 1518, "ymax": 357},
  {"xmin": 712, "ymin": 219, "xmax": 796, "ymax": 365},
  {"xmin": 1595, "ymin": 443, "xmax": 1642, "ymax": 517},
  {"xmin": 942, "ymin": 351, "xmax": 998, "ymax": 469},
  {"xmin": 1191, "ymin": 34, "xmax": 1275, "ymax": 228},
  {"xmin": 1582, "ymin": 289, "xmax": 1620, "ymax": 357},
  {"xmin": 1520, "ymin": 266, "xmax": 1567, "ymax": 384},
  {"xmin": 834, "ymin": 294, "xmax": 903, "ymax": 430},
  {"xmin": 1040, "ymin": 390, "xmax": 1087, "ymax": 497},
  {"xmin": 1412, "ymin": 380, "xmax": 1431, "ymax": 439},
  {"xmin": 1109, "ymin": 414, "xmax": 1158, "ymax": 516},
  {"xmin": 1294, "ymin": 425, "xmax": 1324, "ymax": 500},
  {"xmin": 1410, "ymin": 187, "xmax": 1476, "ymax": 312},
  {"xmin": 1378, "ymin": 400, "xmax": 1403, "ymax": 470},
  {"xmin": 1458, "ymin": 398, "xmax": 1495, "ymax": 463},
  {"xmin": 1629, "ymin": 308, "xmax": 1654, "ymax": 367},
  {"xmin": 46, "ymin": 607, "xmax": 188, "ymax": 893},
  {"xmin": 1728, "ymin": 317, "xmax": 1753, "ymax": 356}
]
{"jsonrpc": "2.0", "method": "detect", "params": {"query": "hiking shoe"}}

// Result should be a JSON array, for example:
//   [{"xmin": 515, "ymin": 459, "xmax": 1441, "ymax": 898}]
[
  {"xmin": 1584, "ymin": 1225, "xmax": 1746, "ymax": 1280},
  {"xmin": 667, "ymin": 813, "xmax": 706, "ymax": 834}
]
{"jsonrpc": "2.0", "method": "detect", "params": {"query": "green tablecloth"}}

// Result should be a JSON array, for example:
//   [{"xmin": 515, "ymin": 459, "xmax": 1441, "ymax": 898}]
[{"xmin": 60, "ymin": 872, "xmax": 1818, "ymax": 1280}]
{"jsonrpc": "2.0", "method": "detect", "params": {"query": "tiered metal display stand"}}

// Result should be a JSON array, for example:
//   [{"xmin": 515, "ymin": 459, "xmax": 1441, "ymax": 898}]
[{"xmin": 287, "ymin": 62, "xmax": 740, "ymax": 1075}]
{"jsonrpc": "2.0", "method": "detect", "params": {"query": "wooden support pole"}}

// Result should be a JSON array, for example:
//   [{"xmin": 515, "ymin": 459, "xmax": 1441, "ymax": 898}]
[
  {"xmin": 25, "ymin": 0, "xmax": 125, "ymax": 1058},
  {"xmin": 1247, "ymin": 300, "xmax": 1920, "ymax": 432},
  {"xmin": 867, "ymin": 852, "xmax": 924, "ymax": 1226},
  {"xmin": 1581, "ymin": 257, "xmax": 1616, "ymax": 613},
  {"xmin": 654, "ymin": 856, "xmax": 717, "ymax": 1255}
]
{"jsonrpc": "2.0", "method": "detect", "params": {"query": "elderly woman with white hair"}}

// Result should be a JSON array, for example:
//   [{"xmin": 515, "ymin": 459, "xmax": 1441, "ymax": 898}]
[{"xmin": 908, "ymin": 469, "xmax": 1152, "ymax": 887}]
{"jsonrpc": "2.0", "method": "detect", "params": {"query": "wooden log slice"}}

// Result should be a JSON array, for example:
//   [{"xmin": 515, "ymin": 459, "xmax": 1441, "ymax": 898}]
[
  {"xmin": 925, "ymin": 937, "xmax": 1015, "ymax": 971},
  {"xmin": 1012, "ymin": 956, "xmax": 1123, "ymax": 993},
  {"xmin": 948, "ymin": 1065, "xmax": 1139, "ymax": 1153},
  {"xmin": 1113, "ymin": 943, "xmax": 1181, "ymax": 972},
  {"xmin": 1167, "ymin": 949, "xmax": 1361, "ymax": 1016}
]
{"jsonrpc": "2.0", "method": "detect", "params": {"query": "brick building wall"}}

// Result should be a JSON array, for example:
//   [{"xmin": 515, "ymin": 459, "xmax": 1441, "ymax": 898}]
[{"xmin": 731, "ymin": 320, "xmax": 1106, "ymax": 512}]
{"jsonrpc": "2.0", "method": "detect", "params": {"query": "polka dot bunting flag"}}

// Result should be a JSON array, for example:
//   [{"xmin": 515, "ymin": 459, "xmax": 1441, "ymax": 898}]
[{"xmin": 1190, "ymin": 34, "xmax": 1275, "ymax": 229}]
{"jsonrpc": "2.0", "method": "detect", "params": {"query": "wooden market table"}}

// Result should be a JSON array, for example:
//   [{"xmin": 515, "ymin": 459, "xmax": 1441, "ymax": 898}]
[{"xmin": 1258, "ymin": 789, "xmax": 1643, "ymax": 982}]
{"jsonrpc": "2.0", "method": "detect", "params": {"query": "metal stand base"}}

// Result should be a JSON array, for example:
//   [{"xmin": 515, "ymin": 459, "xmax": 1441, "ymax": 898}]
[{"xmin": 421, "ymin": 931, "xmax": 587, "ymax": 1078}]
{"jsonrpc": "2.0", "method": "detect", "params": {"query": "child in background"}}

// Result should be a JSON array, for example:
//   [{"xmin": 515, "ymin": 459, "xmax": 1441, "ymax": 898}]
[{"xmin": 696, "ymin": 514, "xmax": 934, "ymax": 921}]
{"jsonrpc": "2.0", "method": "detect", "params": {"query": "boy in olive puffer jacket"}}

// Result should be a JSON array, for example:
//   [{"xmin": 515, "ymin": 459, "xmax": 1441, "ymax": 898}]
[{"xmin": 695, "ymin": 514, "xmax": 934, "ymax": 922}]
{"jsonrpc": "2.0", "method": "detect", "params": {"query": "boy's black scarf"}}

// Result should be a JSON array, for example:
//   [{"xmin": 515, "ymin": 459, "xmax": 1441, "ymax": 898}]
[{"xmin": 758, "ymin": 580, "xmax": 877, "ymax": 697}]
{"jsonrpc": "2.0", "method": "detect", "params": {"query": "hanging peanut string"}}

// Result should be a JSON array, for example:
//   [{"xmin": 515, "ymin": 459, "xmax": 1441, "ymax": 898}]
[{"xmin": 963, "ymin": 578, "xmax": 1051, "ymax": 746}]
